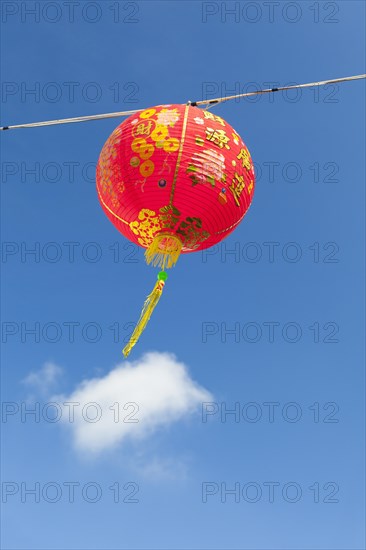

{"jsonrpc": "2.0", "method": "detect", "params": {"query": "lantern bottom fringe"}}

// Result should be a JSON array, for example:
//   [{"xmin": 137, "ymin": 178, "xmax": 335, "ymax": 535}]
[
  {"xmin": 122, "ymin": 277, "xmax": 166, "ymax": 358},
  {"xmin": 145, "ymin": 234, "xmax": 182, "ymax": 269}
]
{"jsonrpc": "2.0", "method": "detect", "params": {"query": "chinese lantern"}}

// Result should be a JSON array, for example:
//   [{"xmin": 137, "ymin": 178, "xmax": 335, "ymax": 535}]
[{"xmin": 96, "ymin": 103, "xmax": 255, "ymax": 356}]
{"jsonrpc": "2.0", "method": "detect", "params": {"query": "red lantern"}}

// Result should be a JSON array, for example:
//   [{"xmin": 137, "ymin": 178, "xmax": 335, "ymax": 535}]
[{"xmin": 96, "ymin": 104, "xmax": 255, "ymax": 355}]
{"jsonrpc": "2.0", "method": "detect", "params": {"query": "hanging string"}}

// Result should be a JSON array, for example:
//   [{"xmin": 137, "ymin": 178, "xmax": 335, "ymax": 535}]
[{"xmin": 1, "ymin": 74, "xmax": 365, "ymax": 131}]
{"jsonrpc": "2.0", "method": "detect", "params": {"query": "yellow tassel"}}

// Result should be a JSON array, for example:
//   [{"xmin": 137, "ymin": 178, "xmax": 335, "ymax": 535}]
[
  {"xmin": 122, "ymin": 271, "xmax": 167, "ymax": 358},
  {"xmin": 145, "ymin": 233, "xmax": 182, "ymax": 270}
]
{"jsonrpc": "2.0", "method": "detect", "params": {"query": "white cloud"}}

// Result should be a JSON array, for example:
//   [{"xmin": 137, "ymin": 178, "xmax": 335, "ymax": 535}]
[
  {"xmin": 53, "ymin": 352, "xmax": 212, "ymax": 455},
  {"xmin": 22, "ymin": 362, "xmax": 63, "ymax": 395},
  {"xmin": 133, "ymin": 454, "xmax": 190, "ymax": 481}
]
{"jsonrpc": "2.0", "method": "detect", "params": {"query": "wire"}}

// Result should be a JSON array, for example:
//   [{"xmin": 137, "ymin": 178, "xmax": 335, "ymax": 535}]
[
  {"xmin": 1, "ymin": 74, "xmax": 365, "ymax": 131},
  {"xmin": 191, "ymin": 74, "xmax": 366, "ymax": 107},
  {"xmin": 0, "ymin": 109, "xmax": 141, "ymax": 131}
]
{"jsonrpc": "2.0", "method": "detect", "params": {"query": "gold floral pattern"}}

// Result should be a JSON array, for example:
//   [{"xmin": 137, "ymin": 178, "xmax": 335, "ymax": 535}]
[
  {"xmin": 187, "ymin": 149, "xmax": 226, "ymax": 187},
  {"xmin": 129, "ymin": 209, "xmax": 162, "ymax": 247},
  {"xmin": 156, "ymin": 108, "xmax": 180, "ymax": 127},
  {"xmin": 97, "ymin": 127, "xmax": 124, "ymax": 208},
  {"xmin": 128, "ymin": 205, "xmax": 210, "ymax": 250}
]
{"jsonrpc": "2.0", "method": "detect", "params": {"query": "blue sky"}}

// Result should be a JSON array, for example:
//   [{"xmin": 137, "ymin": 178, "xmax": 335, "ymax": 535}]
[{"xmin": 1, "ymin": 1, "xmax": 365, "ymax": 549}]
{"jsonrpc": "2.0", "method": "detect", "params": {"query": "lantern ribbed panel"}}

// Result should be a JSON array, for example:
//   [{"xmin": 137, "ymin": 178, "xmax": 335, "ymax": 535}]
[{"xmin": 96, "ymin": 104, "xmax": 255, "ymax": 253}]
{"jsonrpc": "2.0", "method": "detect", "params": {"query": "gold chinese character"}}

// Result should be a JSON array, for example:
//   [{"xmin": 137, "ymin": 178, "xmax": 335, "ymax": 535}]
[
  {"xmin": 176, "ymin": 217, "xmax": 209, "ymax": 247},
  {"xmin": 229, "ymin": 172, "xmax": 245, "ymax": 206},
  {"xmin": 133, "ymin": 120, "xmax": 154, "ymax": 137},
  {"xmin": 237, "ymin": 148, "xmax": 251, "ymax": 170},
  {"xmin": 159, "ymin": 205, "xmax": 181, "ymax": 229},
  {"xmin": 203, "ymin": 111, "xmax": 225, "ymax": 126},
  {"xmin": 205, "ymin": 127, "xmax": 230, "ymax": 149}
]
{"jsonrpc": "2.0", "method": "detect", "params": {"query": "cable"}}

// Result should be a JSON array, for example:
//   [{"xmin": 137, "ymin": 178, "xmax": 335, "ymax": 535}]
[
  {"xmin": 1, "ymin": 74, "xmax": 365, "ymax": 131},
  {"xmin": 191, "ymin": 74, "xmax": 366, "ymax": 108},
  {"xmin": 0, "ymin": 109, "xmax": 141, "ymax": 131}
]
